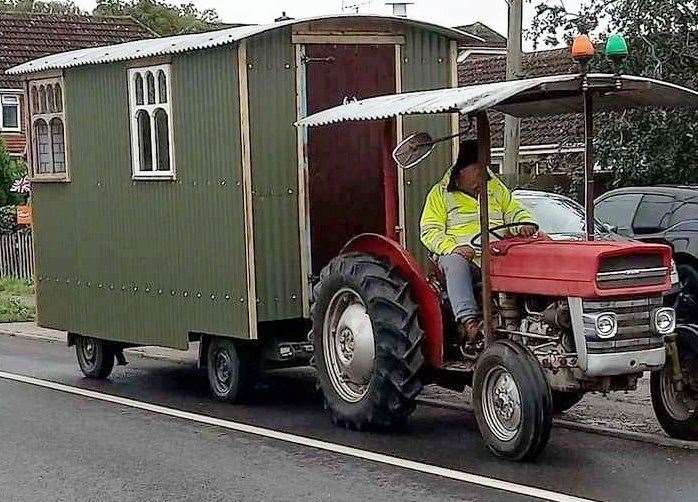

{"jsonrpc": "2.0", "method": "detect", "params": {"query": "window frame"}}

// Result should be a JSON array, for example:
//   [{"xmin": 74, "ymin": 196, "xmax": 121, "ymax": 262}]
[
  {"xmin": 127, "ymin": 64, "xmax": 176, "ymax": 180},
  {"xmin": 0, "ymin": 93, "xmax": 21, "ymax": 132},
  {"xmin": 28, "ymin": 77, "xmax": 69, "ymax": 182},
  {"xmin": 631, "ymin": 193, "xmax": 676, "ymax": 235}
]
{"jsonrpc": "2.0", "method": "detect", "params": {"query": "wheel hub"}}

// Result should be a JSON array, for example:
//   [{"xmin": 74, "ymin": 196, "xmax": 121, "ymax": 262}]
[
  {"xmin": 323, "ymin": 288, "xmax": 376, "ymax": 403},
  {"xmin": 214, "ymin": 351, "xmax": 233, "ymax": 389},
  {"xmin": 482, "ymin": 367, "xmax": 522, "ymax": 442}
]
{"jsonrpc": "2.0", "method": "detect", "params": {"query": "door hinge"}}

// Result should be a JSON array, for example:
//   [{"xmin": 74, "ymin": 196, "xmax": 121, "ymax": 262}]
[{"xmin": 301, "ymin": 56, "xmax": 336, "ymax": 65}]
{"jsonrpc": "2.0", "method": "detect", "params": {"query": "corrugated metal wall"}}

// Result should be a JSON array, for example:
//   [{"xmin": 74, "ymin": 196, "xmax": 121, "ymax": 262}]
[
  {"xmin": 401, "ymin": 27, "xmax": 455, "ymax": 266},
  {"xmin": 33, "ymin": 46, "xmax": 250, "ymax": 348},
  {"xmin": 247, "ymin": 27, "xmax": 304, "ymax": 322}
]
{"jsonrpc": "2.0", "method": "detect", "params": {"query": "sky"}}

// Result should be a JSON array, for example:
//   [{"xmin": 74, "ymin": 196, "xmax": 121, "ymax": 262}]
[{"xmin": 73, "ymin": 0, "xmax": 586, "ymax": 50}]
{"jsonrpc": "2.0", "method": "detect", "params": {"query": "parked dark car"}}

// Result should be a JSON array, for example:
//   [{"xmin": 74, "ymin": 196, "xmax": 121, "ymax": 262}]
[{"xmin": 595, "ymin": 186, "xmax": 698, "ymax": 322}]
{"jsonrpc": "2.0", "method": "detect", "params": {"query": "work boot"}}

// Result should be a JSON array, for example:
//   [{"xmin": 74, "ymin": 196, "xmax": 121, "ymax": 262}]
[{"xmin": 457, "ymin": 317, "xmax": 485, "ymax": 362}]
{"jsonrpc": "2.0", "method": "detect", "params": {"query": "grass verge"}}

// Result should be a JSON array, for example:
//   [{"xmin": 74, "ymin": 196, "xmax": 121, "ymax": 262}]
[{"xmin": 0, "ymin": 277, "xmax": 35, "ymax": 322}]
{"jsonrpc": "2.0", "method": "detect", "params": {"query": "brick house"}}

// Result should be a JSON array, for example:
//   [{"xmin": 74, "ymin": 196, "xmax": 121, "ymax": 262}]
[
  {"xmin": 0, "ymin": 12, "xmax": 154, "ymax": 158},
  {"xmin": 457, "ymin": 23, "xmax": 586, "ymax": 179}
]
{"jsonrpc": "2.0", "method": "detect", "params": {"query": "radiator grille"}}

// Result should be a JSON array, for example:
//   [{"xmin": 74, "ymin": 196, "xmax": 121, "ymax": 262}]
[
  {"xmin": 582, "ymin": 296, "xmax": 664, "ymax": 354},
  {"xmin": 596, "ymin": 254, "xmax": 667, "ymax": 289}
]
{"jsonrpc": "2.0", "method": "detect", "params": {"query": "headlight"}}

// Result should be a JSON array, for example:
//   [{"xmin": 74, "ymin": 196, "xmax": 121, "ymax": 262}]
[
  {"xmin": 595, "ymin": 313, "xmax": 618, "ymax": 339},
  {"xmin": 652, "ymin": 307, "xmax": 675, "ymax": 335}
]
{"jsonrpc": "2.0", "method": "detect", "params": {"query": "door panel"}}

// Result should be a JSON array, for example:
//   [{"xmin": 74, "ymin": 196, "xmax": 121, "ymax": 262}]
[{"xmin": 305, "ymin": 44, "xmax": 396, "ymax": 274}]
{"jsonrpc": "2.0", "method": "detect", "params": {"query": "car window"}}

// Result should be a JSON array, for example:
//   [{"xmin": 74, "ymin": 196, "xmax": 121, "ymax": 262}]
[
  {"xmin": 670, "ymin": 199, "xmax": 698, "ymax": 226},
  {"xmin": 632, "ymin": 194, "xmax": 675, "ymax": 234},
  {"xmin": 595, "ymin": 194, "xmax": 642, "ymax": 235}
]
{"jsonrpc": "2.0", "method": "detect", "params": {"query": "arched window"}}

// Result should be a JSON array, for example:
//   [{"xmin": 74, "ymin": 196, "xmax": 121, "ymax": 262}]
[
  {"xmin": 129, "ymin": 65, "xmax": 174, "ymax": 178},
  {"xmin": 50, "ymin": 118, "xmax": 66, "ymax": 173},
  {"xmin": 31, "ymin": 87, "xmax": 39, "ymax": 114},
  {"xmin": 39, "ymin": 85, "xmax": 47, "ymax": 113},
  {"xmin": 157, "ymin": 70, "xmax": 167, "ymax": 103},
  {"xmin": 30, "ymin": 78, "xmax": 69, "ymax": 179},
  {"xmin": 154, "ymin": 108, "xmax": 170, "ymax": 171},
  {"xmin": 54, "ymin": 84, "xmax": 63, "ymax": 112},
  {"xmin": 146, "ymin": 71, "xmax": 156, "ymax": 104},
  {"xmin": 47, "ymin": 84, "xmax": 56, "ymax": 112},
  {"xmin": 135, "ymin": 73, "xmax": 144, "ymax": 105},
  {"xmin": 34, "ymin": 119, "xmax": 51, "ymax": 174},
  {"xmin": 136, "ymin": 110, "xmax": 153, "ymax": 172}
]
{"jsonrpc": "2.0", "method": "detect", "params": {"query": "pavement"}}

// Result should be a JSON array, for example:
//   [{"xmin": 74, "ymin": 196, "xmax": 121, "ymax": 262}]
[{"xmin": 0, "ymin": 333, "xmax": 697, "ymax": 502}]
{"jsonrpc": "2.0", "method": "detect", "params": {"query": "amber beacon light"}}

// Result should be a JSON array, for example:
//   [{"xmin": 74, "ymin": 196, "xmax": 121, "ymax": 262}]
[{"xmin": 571, "ymin": 34, "xmax": 596, "ymax": 65}]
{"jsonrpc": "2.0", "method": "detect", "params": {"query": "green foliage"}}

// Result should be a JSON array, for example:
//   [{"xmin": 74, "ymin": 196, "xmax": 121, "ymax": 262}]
[
  {"xmin": 0, "ymin": 140, "xmax": 27, "ymax": 208},
  {"xmin": 94, "ymin": 0, "xmax": 221, "ymax": 36},
  {"xmin": 0, "ymin": 0, "xmax": 222, "ymax": 35},
  {"xmin": 0, "ymin": 206, "xmax": 19, "ymax": 235},
  {"xmin": 0, "ymin": 277, "xmax": 35, "ymax": 322},
  {"xmin": 0, "ymin": 0, "xmax": 81, "ymax": 14},
  {"xmin": 528, "ymin": 0, "xmax": 698, "ymax": 189}
]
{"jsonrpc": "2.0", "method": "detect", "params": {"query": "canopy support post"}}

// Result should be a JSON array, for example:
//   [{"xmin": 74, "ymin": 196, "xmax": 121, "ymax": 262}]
[
  {"xmin": 383, "ymin": 119, "xmax": 399, "ymax": 241},
  {"xmin": 584, "ymin": 89, "xmax": 595, "ymax": 241},
  {"xmin": 476, "ymin": 112, "xmax": 494, "ymax": 347}
]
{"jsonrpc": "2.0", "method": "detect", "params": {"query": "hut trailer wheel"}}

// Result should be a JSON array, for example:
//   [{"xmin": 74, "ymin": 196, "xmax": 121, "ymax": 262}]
[
  {"xmin": 312, "ymin": 252, "xmax": 424, "ymax": 429},
  {"xmin": 75, "ymin": 335, "xmax": 115, "ymax": 379},
  {"xmin": 206, "ymin": 337, "xmax": 257, "ymax": 403}
]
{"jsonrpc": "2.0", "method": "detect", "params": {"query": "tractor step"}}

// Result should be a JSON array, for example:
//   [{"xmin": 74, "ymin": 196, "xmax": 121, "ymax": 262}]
[{"xmin": 442, "ymin": 360, "xmax": 475, "ymax": 373}]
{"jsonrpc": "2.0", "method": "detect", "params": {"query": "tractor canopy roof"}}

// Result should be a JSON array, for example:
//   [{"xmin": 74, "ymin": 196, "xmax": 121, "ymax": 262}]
[{"xmin": 296, "ymin": 73, "xmax": 698, "ymax": 127}]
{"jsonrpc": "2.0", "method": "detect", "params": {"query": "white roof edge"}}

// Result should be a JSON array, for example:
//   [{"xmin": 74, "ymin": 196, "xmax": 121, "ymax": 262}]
[
  {"xmin": 7, "ymin": 14, "xmax": 477, "ymax": 76},
  {"xmin": 296, "ymin": 73, "xmax": 698, "ymax": 126}
]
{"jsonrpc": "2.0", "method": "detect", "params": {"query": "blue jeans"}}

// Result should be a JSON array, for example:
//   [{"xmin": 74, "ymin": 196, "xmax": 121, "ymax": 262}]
[{"xmin": 438, "ymin": 254, "xmax": 480, "ymax": 322}]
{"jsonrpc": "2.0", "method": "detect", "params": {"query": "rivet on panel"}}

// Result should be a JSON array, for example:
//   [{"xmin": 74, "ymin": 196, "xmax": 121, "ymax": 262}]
[
  {"xmin": 291, "ymin": 294, "xmax": 297, "ymax": 300},
  {"xmin": 146, "ymin": 287, "xmax": 151, "ymax": 293},
  {"xmin": 210, "ymin": 294, "xmax": 216, "ymax": 300},
  {"xmin": 438, "ymin": 57, "xmax": 444, "ymax": 63},
  {"xmin": 285, "ymin": 63, "xmax": 291, "ymax": 69},
  {"xmin": 133, "ymin": 286, "xmax": 138, "ymax": 292},
  {"xmin": 171, "ymin": 290, "xmax": 176, "ymax": 295},
  {"xmin": 122, "ymin": 285, "xmax": 126, "ymax": 291},
  {"xmin": 239, "ymin": 297, "xmax": 245, "ymax": 303},
  {"xmin": 110, "ymin": 285, "xmax": 114, "ymax": 290},
  {"xmin": 183, "ymin": 291, "xmax": 189, "ymax": 297},
  {"xmin": 287, "ymin": 188, "xmax": 294, "ymax": 194},
  {"xmin": 98, "ymin": 283, "xmax": 103, "ymax": 288},
  {"xmin": 220, "ymin": 179, "xmax": 227, "ymax": 186},
  {"xmin": 196, "ymin": 292, "xmax": 202, "ymax": 298},
  {"xmin": 158, "ymin": 289, "xmax": 163, "ymax": 295},
  {"xmin": 225, "ymin": 294, "xmax": 231, "ymax": 300},
  {"xmin": 406, "ymin": 180, "xmax": 412, "ymax": 186}
]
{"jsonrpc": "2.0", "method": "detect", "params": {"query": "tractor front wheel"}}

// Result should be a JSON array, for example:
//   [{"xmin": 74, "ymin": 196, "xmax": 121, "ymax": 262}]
[
  {"xmin": 473, "ymin": 340, "xmax": 553, "ymax": 461},
  {"xmin": 312, "ymin": 253, "xmax": 424, "ymax": 430}
]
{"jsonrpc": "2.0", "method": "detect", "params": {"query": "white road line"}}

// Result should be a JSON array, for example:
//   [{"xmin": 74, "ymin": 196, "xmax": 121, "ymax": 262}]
[{"xmin": 0, "ymin": 370, "xmax": 597, "ymax": 502}]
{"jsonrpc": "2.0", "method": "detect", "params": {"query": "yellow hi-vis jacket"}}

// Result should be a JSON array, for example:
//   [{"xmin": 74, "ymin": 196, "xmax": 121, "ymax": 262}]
[{"xmin": 420, "ymin": 168, "xmax": 536, "ymax": 257}]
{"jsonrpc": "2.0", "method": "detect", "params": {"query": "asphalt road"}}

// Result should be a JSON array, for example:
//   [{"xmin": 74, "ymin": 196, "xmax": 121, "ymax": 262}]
[{"xmin": 1, "ymin": 336, "xmax": 697, "ymax": 502}]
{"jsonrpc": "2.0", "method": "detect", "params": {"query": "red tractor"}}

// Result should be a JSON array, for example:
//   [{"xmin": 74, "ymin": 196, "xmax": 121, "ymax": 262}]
[{"xmin": 298, "ymin": 71, "xmax": 698, "ymax": 461}]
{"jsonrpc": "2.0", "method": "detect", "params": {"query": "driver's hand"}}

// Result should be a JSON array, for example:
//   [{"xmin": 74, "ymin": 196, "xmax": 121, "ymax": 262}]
[
  {"xmin": 453, "ymin": 245, "xmax": 476, "ymax": 261},
  {"xmin": 518, "ymin": 224, "xmax": 538, "ymax": 238}
]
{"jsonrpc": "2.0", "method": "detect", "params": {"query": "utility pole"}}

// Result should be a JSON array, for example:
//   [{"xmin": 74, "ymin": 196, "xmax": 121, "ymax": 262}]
[{"xmin": 502, "ymin": 0, "xmax": 522, "ymax": 184}]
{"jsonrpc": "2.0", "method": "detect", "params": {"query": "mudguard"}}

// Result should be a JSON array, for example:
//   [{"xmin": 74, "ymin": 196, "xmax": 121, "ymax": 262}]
[{"xmin": 341, "ymin": 233, "xmax": 444, "ymax": 368}]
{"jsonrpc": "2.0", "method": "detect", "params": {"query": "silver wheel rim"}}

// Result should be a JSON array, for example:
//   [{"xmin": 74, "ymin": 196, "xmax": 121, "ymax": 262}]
[
  {"xmin": 481, "ymin": 366, "xmax": 522, "ymax": 442},
  {"xmin": 81, "ymin": 338, "xmax": 97, "ymax": 368},
  {"xmin": 213, "ymin": 350, "xmax": 234, "ymax": 395},
  {"xmin": 323, "ymin": 287, "xmax": 375, "ymax": 403},
  {"xmin": 660, "ymin": 366, "xmax": 695, "ymax": 421}
]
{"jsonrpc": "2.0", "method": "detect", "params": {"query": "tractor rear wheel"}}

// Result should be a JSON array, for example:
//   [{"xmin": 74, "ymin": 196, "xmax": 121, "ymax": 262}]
[
  {"xmin": 473, "ymin": 340, "xmax": 553, "ymax": 461},
  {"xmin": 312, "ymin": 252, "xmax": 424, "ymax": 430}
]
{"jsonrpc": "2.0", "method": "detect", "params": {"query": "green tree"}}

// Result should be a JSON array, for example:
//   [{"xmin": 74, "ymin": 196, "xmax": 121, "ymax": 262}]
[
  {"xmin": 93, "ymin": 0, "xmax": 221, "ymax": 36},
  {"xmin": 0, "ymin": 0, "xmax": 82, "ymax": 14},
  {"xmin": 528, "ymin": 0, "xmax": 698, "ymax": 188},
  {"xmin": 0, "ymin": 0, "xmax": 222, "ymax": 35}
]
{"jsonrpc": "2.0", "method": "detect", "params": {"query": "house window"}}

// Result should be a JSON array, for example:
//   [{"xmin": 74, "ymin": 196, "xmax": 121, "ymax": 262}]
[
  {"xmin": 1, "ymin": 94, "xmax": 21, "ymax": 131},
  {"xmin": 29, "ymin": 78, "xmax": 68, "ymax": 179},
  {"xmin": 128, "ymin": 65, "xmax": 175, "ymax": 178}
]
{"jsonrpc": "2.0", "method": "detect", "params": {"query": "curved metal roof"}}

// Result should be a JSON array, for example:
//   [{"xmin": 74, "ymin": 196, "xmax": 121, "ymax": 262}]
[
  {"xmin": 7, "ymin": 14, "xmax": 476, "ymax": 75},
  {"xmin": 296, "ymin": 73, "xmax": 698, "ymax": 126}
]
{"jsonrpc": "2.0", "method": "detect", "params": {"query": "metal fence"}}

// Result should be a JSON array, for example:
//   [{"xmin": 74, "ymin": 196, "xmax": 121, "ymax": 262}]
[{"xmin": 0, "ymin": 231, "xmax": 34, "ymax": 281}]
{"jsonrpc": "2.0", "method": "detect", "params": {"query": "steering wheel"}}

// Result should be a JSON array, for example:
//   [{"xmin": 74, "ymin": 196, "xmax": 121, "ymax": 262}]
[{"xmin": 470, "ymin": 222, "xmax": 540, "ymax": 249}]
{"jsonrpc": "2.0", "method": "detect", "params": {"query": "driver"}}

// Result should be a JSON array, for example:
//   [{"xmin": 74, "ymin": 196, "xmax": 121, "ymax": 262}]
[{"xmin": 420, "ymin": 140, "xmax": 539, "ymax": 343}]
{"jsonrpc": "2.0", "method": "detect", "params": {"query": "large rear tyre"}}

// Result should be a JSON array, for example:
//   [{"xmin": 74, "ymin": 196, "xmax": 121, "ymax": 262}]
[
  {"xmin": 650, "ymin": 328, "xmax": 698, "ymax": 440},
  {"xmin": 473, "ymin": 340, "xmax": 553, "ymax": 461},
  {"xmin": 75, "ymin": 335, "xmax": 115, "ymax": 379},
  {"xmin": 551, "ymin": 390, "xmax": 585, "ymax": 414},
  {"xmin": 206, "ymin": 338, "xmax": 257, "ymax": 403},
  {"xmin": 312, "ymin": 253, "xmax": 424, "ymax": 429}
]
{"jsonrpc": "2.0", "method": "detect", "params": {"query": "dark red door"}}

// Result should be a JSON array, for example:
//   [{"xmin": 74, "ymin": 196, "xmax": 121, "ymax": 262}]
[{"xmin": 305, "ymin": 44, "xmax": 396, "ymax": 274}]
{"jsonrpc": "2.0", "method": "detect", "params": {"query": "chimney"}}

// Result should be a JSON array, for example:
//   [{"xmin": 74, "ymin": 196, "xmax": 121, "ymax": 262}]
[
  {"xmin": 385, "ymin": 2, "xmax": 413, "ymax": 17},
  {"xmin": 275, "ymin": 11, "xmax": 293, "ymax": 22}
]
